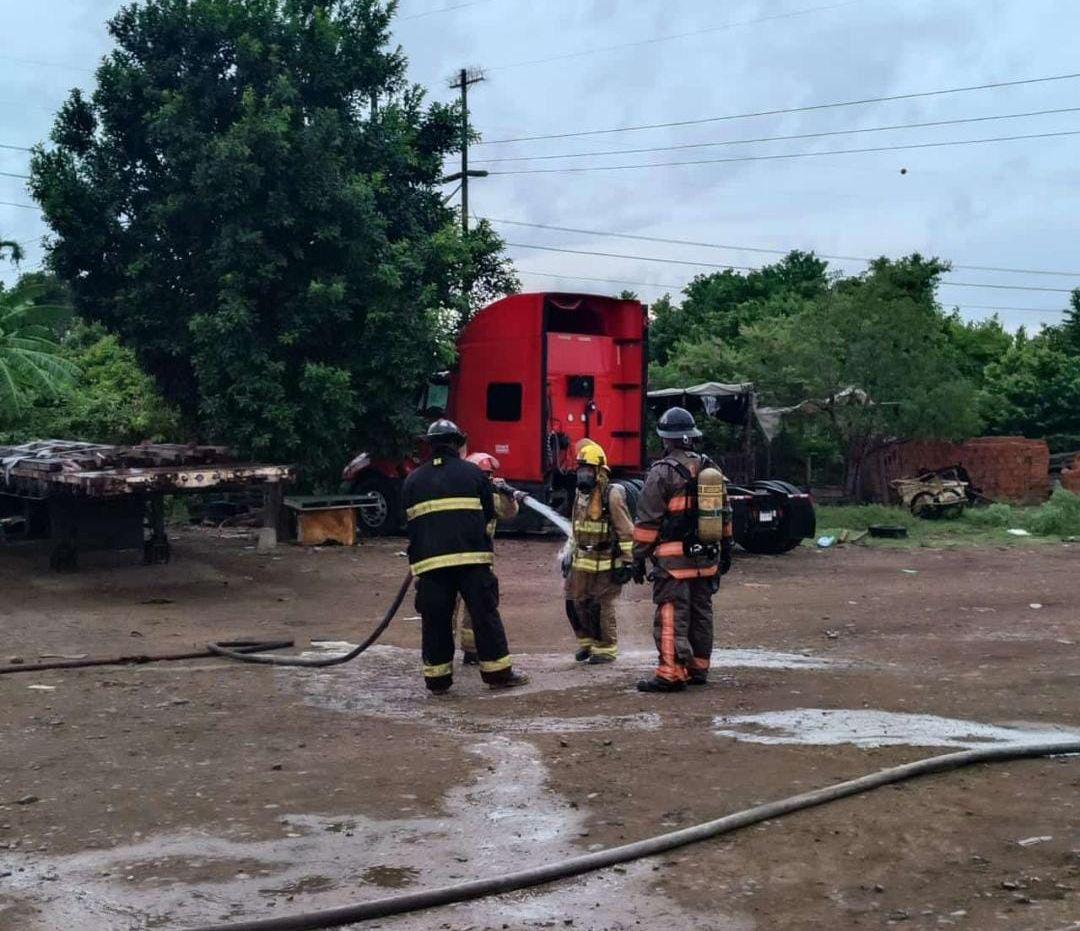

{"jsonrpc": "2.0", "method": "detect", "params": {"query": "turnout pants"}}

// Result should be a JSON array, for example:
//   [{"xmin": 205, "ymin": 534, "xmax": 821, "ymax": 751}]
[
  {"xmin": 651, "ymin": 574, "xmax": 714, "ymax": 683},
  {"xmin": 415, "ymin": 565, "xmax": 513, "ymax": 691},
  {"xmin": 564, "ymin": 569, "xmax": 619, "ymax": 658}
]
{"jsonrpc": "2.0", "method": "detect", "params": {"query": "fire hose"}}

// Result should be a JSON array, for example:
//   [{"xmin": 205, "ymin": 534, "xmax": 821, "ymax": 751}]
[
  {"xmin": 185, "ymin": 738, "xmax": 1080, "ymax": 931},
  {"xmin": 0, "ymin": 487, "xmax": 551, "ymax": 677}
]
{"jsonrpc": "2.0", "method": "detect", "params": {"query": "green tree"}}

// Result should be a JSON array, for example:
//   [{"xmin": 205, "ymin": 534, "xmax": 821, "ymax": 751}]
[
  {"xmin": 6, "ymin": 320, "xmax": 181, "ymax": 445},
  {"xmin": 729, "ymin": 256, "xmax": 981, "ymax": 493},
  {"xmin": 30, "ymin": 0, "xmax": 516, "ymax": 482},
  {"xmin": 648, "ymin": 251, "xmax": 828, "ymax": 366},
  {"xmin": 941, "ymin": 311, "xmax": 1012, "ymax": 386},
  {"xmin": 0, "ymin": 282, "xmax": 79, "ymax": 424},
  {"xmin": 980, "ymin": 334, "xmax": 1080, "ymax": 439}
]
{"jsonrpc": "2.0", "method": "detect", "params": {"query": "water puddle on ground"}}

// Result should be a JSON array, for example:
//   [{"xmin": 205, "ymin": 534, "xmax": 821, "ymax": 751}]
[
  {"xmin": 2, "ymin": 736, "xmax": 743, "ymax": 930},
  {"xmin": 713, "ymin": 708, "xmax": 1080, "ymax": 749}
]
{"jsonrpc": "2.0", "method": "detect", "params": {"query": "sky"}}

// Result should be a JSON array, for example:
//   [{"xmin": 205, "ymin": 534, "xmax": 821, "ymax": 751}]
[{"xmin": 2, "ymin": 0, "xmax": 1079, "ymax": 332}]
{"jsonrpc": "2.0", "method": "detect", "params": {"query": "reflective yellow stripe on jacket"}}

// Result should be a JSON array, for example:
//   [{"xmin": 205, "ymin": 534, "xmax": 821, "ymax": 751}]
[
  {"xmin": 406, "ymin": 497, "xmax": 484, "ymax": 521},
  {"xmin": 411, "ymin": 551, "xmax": 495, "ymax": 576}
]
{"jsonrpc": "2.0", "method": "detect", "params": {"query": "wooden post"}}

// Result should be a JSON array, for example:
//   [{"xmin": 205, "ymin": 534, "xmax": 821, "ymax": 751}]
[{"xmin": 263, "ymin": 482, "xmax": 287, "ymax": 546}]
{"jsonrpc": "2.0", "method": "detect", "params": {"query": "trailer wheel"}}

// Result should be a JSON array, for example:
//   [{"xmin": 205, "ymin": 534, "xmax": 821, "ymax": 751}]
[{"xmin": 352, "ymin": 475, "xmax": 402, "ymax": 536}]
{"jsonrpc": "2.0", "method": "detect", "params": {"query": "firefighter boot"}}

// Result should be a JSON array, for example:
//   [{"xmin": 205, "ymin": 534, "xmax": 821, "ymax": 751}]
[
  {"xmin": 574, "ymin": 647, "xmax": 592, "ymax": 662},
  {"xmin": 462, "ymin": 651, "xmax": 480, "ymax": 666},
  {"xmin": 588, "ymin": 653, "xmax": 615, "ymax": 665},
  {"xmin": 636, "ymin": 676, "xmax": 686, "ymax": 693},
  {"xmin": 688, "ymin": 672, "xmax": 708, "ymax": 686},
  {"xmin": 488, "ymin": 671, "xmax": 530, "ymax": 690}
]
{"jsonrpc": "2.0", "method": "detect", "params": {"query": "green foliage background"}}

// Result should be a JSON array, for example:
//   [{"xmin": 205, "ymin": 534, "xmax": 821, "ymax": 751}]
[{"xmin": 28, "ymin": 0, "xmax": 516, "ymax": 483}]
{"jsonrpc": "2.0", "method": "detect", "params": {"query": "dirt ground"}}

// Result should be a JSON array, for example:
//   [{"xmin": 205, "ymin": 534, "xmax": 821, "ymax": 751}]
[{"xmin": 1, "ymin": 529, "xmax": 1078, "ymax": 931}]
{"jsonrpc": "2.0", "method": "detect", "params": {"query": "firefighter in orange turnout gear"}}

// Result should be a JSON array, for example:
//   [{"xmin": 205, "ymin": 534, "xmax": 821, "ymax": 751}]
[
  {"xmin": 456, "ymin": 452, "xmax": 523, "ymax": 665},
  {"xmin": 632, "ymin": 408, "xmax": 733, "ymax": 692},
  {"xmin": 402, "ymin": 420, "xmax": 529, "ymax": 694},
  {"xmin": 564, "ymin": 442, "xmax": 635, "ymax": 664}
]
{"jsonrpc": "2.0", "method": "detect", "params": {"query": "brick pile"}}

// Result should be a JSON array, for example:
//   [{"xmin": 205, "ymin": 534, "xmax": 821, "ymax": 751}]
[
  {"xmin": 1061, "ymin": 454, "xmax": 1080, "ymax": 494},
  {"xmin": 863, "ymin": 436, "xmax": 1051, "ymax": 504}
]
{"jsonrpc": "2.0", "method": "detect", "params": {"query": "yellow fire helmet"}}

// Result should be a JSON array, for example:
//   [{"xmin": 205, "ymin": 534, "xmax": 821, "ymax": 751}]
[{"xmin": 576, "ymin": 441, "xmax": 607, "ymax": 468}]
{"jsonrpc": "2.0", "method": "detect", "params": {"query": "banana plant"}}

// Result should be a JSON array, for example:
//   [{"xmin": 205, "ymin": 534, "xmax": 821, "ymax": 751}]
[{"xmin": 0, "ymin": 283, "xmax": 79, "ymax": 420}]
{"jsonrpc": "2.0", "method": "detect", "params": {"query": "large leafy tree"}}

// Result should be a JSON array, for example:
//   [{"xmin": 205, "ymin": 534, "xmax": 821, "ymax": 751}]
[
  {"xmin": 649, "ymin": 251, "xmax": 828, "ymax": 366},
  {"xmin": 654, "ymin": 255, "xmax": 983, "ymax": 492},
  {"xmin": 30, "ymin": 0, "xmax": 516, "ymax": 481},
  {"xmin": 979, "ymin": 290, "xmax": 1080, "ymax": 443}
]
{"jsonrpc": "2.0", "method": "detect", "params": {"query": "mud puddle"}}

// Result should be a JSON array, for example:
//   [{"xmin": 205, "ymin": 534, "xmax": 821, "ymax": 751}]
[
  {"xmin": 2, "ymin": 737, "xmax": 733, "ymax": 930},
  {"xmin": 713, "ymin": 708, "xmax": 1080, "ymax": 748}
]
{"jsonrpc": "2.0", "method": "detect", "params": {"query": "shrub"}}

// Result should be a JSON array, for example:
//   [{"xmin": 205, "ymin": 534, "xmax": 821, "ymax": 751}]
[{"xmin": 1023, "ymin": 489, "xmax": 1080, "ymax": 537}]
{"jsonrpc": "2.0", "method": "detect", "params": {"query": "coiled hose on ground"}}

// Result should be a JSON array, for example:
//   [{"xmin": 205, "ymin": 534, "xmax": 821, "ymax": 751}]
[
  {"xmin": 0, "ymin": 572, "xmax": 412, "ymax": 676},
  {"xmin": 206, "ymin": 571, "xmax": 412, "ymax": 667},
  {"xmin": 0, "ymin": 640, "xmax": 296, "ymax": 675},
  {"xmin": 185, "ymin": 738, "xmax": 1080, "ymax": 931}
]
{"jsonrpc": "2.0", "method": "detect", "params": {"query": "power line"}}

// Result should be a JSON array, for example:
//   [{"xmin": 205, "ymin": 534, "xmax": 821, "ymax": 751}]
[
  {"xmin": 0, "ymin": 53, "xmax": 94, "ymax": 74},
  {"xmin": 0, "ymin": 142, "xmax": 33, "ymax": 153},
  {"xmin": 516, "ymin": 270, "xmax": 1067, "ymax": 316},
  {"xmin": 478, "ymin": 71, "xmax": 1080, "ymax": 145},
  {"xmin": 486, "ymin": 0, "xmax": 865, "ymax": 73},
  {"xmin": 400, "ymin": 0, "xmax": 496, "ymax": 20},
  {"xmin": 487, "ymin": 129, "xmax": 1080, "ymax": 174},
  {"xmin": 0, "ymin": 170, "xmax": 30, "ymax": 181},
  {"xmin": 0, "ymin": 200, "xmax": 38, "ymax": 211},
  {"xmin": 504, "ymin": 242, "xmax": 1077, "ymax": 293},
  {"xmin": 490, "ymin": 219, "xmax": 1080, "ymax": 278},
  {"xmin": 474, "ymin": 107, "xmax": 1080, "ymax": 164}
]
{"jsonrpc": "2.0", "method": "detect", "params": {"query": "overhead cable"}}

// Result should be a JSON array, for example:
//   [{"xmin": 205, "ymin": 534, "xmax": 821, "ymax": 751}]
[
  {"xmin": 478, "ymin": 71, "xmax": 1080, "ymax": 144},
  {"xmin": 503, "ymin": 242, "xmax": 1076, "ymax": 293},
  {"xmin": 473, "ymin": 107, "xmax": 1080, "ymax": 163},
  {"xmin": 487, "ymin": 129, "xmax": 1080, "ymax": 174},
  {"xmin": 486, "ymin": 0, "xmax": 866, "ymax": 72},
  {"xmin": 515, "ymin": 270, "xmax": 1067, "ymax": 315},
  {"xmin": 491, "ymin": 219, "xmax": 1080, "ymax": 278},
  {"xmin": 0, "ymin": 200, "xmax": 38, "ymax": 210}
]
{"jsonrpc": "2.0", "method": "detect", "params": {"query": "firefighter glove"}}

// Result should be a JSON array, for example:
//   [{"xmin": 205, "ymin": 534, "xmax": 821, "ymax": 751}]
[
  {"xmin": 720, "ymin": 538, "xmax": 733, "ymax": 576},
  {"xmin": 512, "ymin": 489, "xmax": 529, "ymax": 503},
  {"xmin": 632, "ymin": 560, "xmax": 647, "ymax": 584},
  {"xmin": 612, "ymin": 563, "xmax": 633, "ymax": 586}
]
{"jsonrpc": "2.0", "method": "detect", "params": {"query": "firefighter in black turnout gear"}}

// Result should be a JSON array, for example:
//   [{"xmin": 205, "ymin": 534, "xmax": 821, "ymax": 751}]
[{"xmin": 402, "ymin": 420, "xmax": 529, "ymax": 694}]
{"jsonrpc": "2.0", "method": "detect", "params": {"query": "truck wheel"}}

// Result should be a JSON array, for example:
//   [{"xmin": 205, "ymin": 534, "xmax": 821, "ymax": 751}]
[{"xmin": 351, "ymin": 476, "xmax": 401, "ymax": 536}]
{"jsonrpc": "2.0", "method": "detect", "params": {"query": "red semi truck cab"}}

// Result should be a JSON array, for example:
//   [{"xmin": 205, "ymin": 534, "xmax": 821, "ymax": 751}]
[
  {"xmin": 447, "ymin": 292, "xmax": 647, "ymax": 485},
  {"xmin": 342, "ymin": 290, "xmax": 814, "ymax": 549}
]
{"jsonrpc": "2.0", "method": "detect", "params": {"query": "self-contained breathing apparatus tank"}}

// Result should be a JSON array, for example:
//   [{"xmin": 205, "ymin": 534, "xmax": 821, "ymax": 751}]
[{"xmin": 696, "ymin": 464, "xmax": 728, "ymax": 545}]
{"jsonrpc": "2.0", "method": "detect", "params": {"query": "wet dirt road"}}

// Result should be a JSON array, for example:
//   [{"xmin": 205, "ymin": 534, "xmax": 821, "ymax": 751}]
[{"xmin": 1, "ymin": 531, "xmax": 1078, "ymax": 930}]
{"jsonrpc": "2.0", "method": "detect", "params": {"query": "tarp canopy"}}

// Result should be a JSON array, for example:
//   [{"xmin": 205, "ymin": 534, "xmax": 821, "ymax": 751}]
[
  {"xmin": 756, "ymin": 387, "xmax": 873, "ymax": 442},
  {"xmin": 648, "ymin": 383, "xmax": 875, "ymax": 442},
  {"xmin": 647, "ymin": 382, "xmax": 755, "ymax": 427}
]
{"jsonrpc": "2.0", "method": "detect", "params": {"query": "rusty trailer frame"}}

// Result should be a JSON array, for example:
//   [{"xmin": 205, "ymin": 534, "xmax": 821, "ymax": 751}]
[{"xmin": 1, "ymin": 441, "xmax": 295, "ymax": 570}]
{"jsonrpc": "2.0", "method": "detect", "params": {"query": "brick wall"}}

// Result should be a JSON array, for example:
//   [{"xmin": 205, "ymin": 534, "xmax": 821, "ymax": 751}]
[
  {"xmin": 1062, "ymin": 455, "xmax": 1080, "ymax": 494},
  {"xmin": 862, "ymin": 437, "xmax": 1051, "ymax": 504}
]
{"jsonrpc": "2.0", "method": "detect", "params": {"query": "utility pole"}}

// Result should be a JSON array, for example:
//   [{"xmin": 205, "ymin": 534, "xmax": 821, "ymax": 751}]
[{"xmin": 446, "ymin": 68, "xmax": 486, "ymax": 235}]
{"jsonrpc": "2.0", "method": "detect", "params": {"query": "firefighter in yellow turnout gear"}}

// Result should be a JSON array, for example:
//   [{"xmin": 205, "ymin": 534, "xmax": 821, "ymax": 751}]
[
  {"xmin": 564, "ymin": 442, "xmax": 635, "ymax": 664},
  {"xmin": 457, "ymin": 452, "xmax": 523, "ymax": 665},
  {"xmin": 632, "ymin": 407, "xmax": 733, "ymax": 692}
]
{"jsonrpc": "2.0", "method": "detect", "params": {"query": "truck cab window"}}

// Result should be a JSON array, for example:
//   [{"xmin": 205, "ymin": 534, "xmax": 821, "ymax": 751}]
[{"xmin": 487, "ymin": 382, "xmax": 523, "ymax": 422}]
